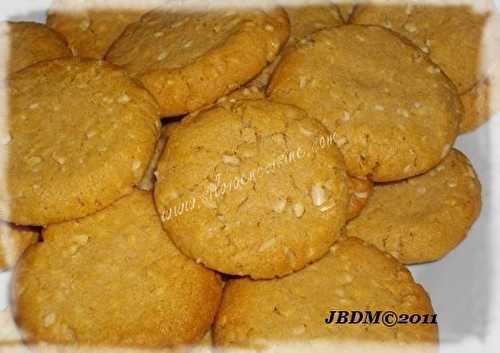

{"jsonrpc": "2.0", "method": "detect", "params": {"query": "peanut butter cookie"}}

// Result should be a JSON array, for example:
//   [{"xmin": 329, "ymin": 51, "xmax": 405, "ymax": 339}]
[
  {"xmin": 106, "ymin": 5, "xmax": 289, "ymax": 117},
  {"xmin": 269, "ymin": 25, "xmax": 461, "ymax": 182},
  {"xmin": 214, "ymin": 237, "xmax": 438, "ymax": 351},
  {"xmin": 13, "ymin": 191, "xmax": 222, "ymax": 348},
  {"xmin": 351, "ymin": 1, "xmax": 495, "ymax": 133},
  {"xmin": 1, "ymin": 58, "xmax": 159, "ymax": 226},
  {"xmin": 346, "ymin": 149, "xmax": 481, "ymax": 264},
  {"xmin": 154, "ymin": 99, "xmax": 349, "ymax": 279}
]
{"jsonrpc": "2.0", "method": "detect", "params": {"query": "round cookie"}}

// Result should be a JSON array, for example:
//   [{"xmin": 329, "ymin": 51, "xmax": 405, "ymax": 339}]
[
  {"xmin": 268, "ymin": 25, "xmax": 461, "ymax": 182},
  {"xmin": 249, "ymin": 2, "xmax": 344, "ymax": 89},
  {"xmin": 346, "ymin": 176, "xmax": 373, "ymax": 221},
  {"xmin": 214, "ymin": 237, "xmax": 438, "ymax": 350},
  {"xmin": 13, "ymin": 191, "xmax": 222, "ymax": 348},
  {"xmin": 0, "ymin": 222, "xmax": 39, "ymax": 271},
  {"xmin": 154, "ymin": 98, "xmax": 349, "ymax": 279},
  {"xmin": 106, "ymin": 5, "xmax": 290, "ymax": 117},
  {"xmin": 351, "ymin": 1, "xmax": 494, "ymax": 133},
  {"xmin": 0, "ymin": 21, "xmax": 71, "ymax": 78},
  {"xmin": 0, "ymin": 58, "xmax": 159, "ymax": 226},
  {"xmin": 47, "ymin": 0, "xmax": 156, "ymax": 59},
  {"xmin": 346, "ymin": 149, "xmax": 481, "ymax": 264}
]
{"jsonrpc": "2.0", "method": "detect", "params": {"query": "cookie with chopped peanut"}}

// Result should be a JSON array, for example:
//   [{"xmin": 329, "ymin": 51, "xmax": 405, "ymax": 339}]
[
  {"xmin": 346, "ymin": 149, "xmax": 481, "ymax": 264},
  {"xmin": 106, "ymin": 5, "xmax": 289, "ymax": 117},
  {"xmin": 351, "ymin": 1, "xmax": 494, "ymax": 133},
  {"xmin": 0, "ymin": 222, "xmax": 38, "ymax": 271},
  {"xmin": 47, "ymin": 0, "xmax": 156, "ymax": 59},
  {"xmin": 346, "ymin": 176, "xmax": 373, "ymax": 221},
  {"xmin": 249, "ymin": 2, "xmax": 344, "ymax": 89},
  {"xmin": 268, "ymin": 25, "xmax": 461, "ymax": 182},
  {"xmin": 154, "ymin": 98, "xmax": 349, "ymax": 279},
  {"xmin": 0, "ymin": 58, "xmax": 159, "ymax": 226},
  {"xmin": 0, "ymin": 22, "xmax": 71, "ymax": 78},
  {"xmin": 13, "ymin": 191, "xmax": 222, "ymax": 348},
  {"xmin": 214, "ymin": 237, "xmax": 438, "ymax": 350}
]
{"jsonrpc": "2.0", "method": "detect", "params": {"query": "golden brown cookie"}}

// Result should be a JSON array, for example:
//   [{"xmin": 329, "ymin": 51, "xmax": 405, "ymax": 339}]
[
  {"xmin": 106, "ymin": 5, "xmax": 289, "ymax": 117},
  {"xmin": 346, "ymin": 149, "xmax": 481, "ymax": 264},
  {"xmin": 0, "ymin": 58, "xmax": 159, "ymax": 226},
  {"xmin": 0, "ymin": 222, "xmax": 38, "ymax": 271},
  {"xmin": 351, "ymin": 1, "xmax": 494, "ymax": 133},
  {"xmin": 249, "ymin": 2, "xmax": 344, "ymax": 89},
  {"xmin": 214, "ymin": 237, "xmax": 438, "ymax": 350},
  {"xmin": 268, "ymin": 25, "xmax": 461, "ymax": 182},
  {"xmin": 13, "ymin": 191, "xmax": 222, "ymax": 348},
  {"xmin": 347, "ymin": 176, "xmax": 373, "ymax": 221},
  {"xmin": 0, "ymin": 21, "xmax": 71, "ymax": 78},
  {"xmin": 154, "ymin": 98, "xmax": 349, "ymax": 279},
  {"xmin": 47, "ymin": 0, "xmax": 155, "ymax": 59}
]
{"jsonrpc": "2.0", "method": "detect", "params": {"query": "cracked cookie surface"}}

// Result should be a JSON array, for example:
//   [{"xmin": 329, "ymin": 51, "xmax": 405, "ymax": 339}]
[
  {"xmin": 106, "ymin": 5, "xmax": 289, "ymax": 117},
  {"xmin": 346, "ymin": 149, "xmax": 481, "ymax": 264},
  {"xmin": 154, "ymin": 98, "xmax": 349, "ymax": 279},
  {"xmin": 214, "ymin": 237, "xmax": 438, "ymax": 350},
  {"xmin": 351, "ymin": 1, "xmax": 494, "ymax": 133},
  {"xmin": 0, "ymin": 21, "xmax": 71, "ymax": 78},
  {"xmin": 1, "ymin": 58, "xmax": 159, "ymax": 226},
  {"xmin": 268, "ymin": 25, "xmax": 461, "ymax": 182},
  {"xmin": 13, "ymin": 191, "xmax": 222, "ymax": 348}
]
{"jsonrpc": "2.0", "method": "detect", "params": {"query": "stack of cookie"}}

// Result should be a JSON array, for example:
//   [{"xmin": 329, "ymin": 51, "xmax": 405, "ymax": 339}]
[{"xmin": 0, "ymin": 0, "xmax": 493, "ymax": 352}]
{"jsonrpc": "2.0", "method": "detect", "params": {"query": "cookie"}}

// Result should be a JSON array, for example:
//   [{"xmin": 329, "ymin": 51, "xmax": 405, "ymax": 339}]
[
  {"xmin": 214, "ymin": 237, "xmax": 438, "ymax": 350},
  {"xmin": 47, "ymin": 0, "xmax": 155, "ymax": 59},
  {"xmin": 0, "ymin": 222, "xmax": 38, "ymax": 271},
  {"xmin": 138, "ymin": 122, "xmax": 180, "ymax": 192},
  {"xmin": 0, "ymin": 58, "xmax": 159, "ymax": 226},
  {"xmin": 346, "ymin": 149, "xmax": 481, "ymax": 264},
  {"xmin": 268, "ymin": 25, "xmax": 461, "ymax": 182},
  {"xmin": 106, "ymin": 5, "xmax": 289, "ymax": 117},
  {"xmin": 0, "ymin": 21, "xmax": 71, "ymax": 77},
  {"xmin": 249, "ymin": 2, "xmax": 344, "ymax": 89},
  {"xmin": 154, "ymin": 98, "xmax": 349, "ymax": 279},
  {"xmin": 347, "ymin": 176, "xmax": 373, "ymax": 221},
  {"xmin": 13, "ymin": 191, "xmax": 222, "ymax": 348},
  {"xmin": 351, "ymin": 1, "xmax": 494, "ymax": 133}
]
